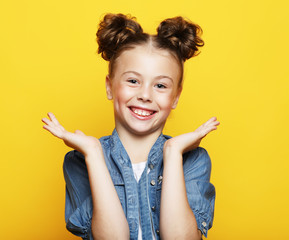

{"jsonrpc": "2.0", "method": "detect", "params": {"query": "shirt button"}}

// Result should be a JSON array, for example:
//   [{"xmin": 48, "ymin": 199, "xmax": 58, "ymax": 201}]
[
  {"xmin": 150, "ymin": 179, "xmax": 156, "ymax": 186},
  {"xmin": 156, "ymin": 229, "xmax": 160, "ymax": 235},
  {"xmin": 151, "ymin": 206, "xmax": 156, "ymax": 211},
  {"xmin": 202, "ymin": 222, "xmax": 207, "ymax": 227},
  {"xmin": 149, "ymin": 163, "xmax": 154, "ymax": 170}
]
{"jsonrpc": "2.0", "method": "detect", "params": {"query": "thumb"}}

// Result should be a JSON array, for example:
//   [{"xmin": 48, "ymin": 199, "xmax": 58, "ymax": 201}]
[{"xmin": 74, "ymin": 129, "xmax": 86, "ymax": 136}]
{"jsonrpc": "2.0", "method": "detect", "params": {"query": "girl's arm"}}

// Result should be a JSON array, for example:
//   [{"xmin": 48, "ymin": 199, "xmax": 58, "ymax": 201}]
[
  {"xmin": 84, "ymin": 147, "xmax": 129, "ymax": 239},
  {"xmin": 160, "ymin": 117, "xmax": 219, "ymax": 240},
  {"xmin": 42, "ymin": 112, "xmax": 129, "ymax": 240}
]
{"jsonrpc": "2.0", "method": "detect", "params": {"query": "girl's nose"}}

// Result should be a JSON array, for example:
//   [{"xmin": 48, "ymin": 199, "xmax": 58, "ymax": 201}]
[{"xmin": 137, "ymin": 85, "xmax": 152, "ymax": 102}]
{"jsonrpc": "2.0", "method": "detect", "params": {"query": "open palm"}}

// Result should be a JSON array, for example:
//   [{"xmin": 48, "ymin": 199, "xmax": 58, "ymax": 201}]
[
  {"xmin": 41, "ymin": 112, "xmax": 100, "ymax": 156},
  {"xmin": 164, "ymin": 117, "xmax": 220, "ymax": 154}
]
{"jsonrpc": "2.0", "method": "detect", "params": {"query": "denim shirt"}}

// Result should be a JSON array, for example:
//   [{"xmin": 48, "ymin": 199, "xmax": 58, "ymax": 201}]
[{"xmin": 63, "ymin": 129, "xmax": 215, "ymax": 239}]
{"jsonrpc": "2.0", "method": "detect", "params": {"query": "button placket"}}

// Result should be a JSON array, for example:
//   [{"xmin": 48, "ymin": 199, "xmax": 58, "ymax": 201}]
[
  {"xmin": 201, "ymin": 221, "xmax": 207, "ymax": 234},
  {"xmin": 157, "ymin": 175, "xmax": 163, "ymax": 184}
]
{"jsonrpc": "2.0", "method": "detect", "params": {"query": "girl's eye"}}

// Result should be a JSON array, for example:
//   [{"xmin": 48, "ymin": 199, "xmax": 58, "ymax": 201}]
[
  {"xmin": 128, "ymin": 79, "xmax": 138, "ymax": 84},
  {"xmin": 155, "ymin": 83, "xmax": 166, "ymax": 89}
]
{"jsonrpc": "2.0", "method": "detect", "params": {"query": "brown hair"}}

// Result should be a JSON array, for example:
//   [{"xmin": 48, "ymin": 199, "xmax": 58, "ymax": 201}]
[{"xmin": 96, "ymin": 13, "xmax": 204, "ymax": 86}]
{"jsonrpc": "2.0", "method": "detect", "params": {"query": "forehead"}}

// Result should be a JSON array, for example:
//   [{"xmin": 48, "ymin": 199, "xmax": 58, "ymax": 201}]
[{"xmin": 112, "ymin": 45, "xmax": 181, "ymax": 82}]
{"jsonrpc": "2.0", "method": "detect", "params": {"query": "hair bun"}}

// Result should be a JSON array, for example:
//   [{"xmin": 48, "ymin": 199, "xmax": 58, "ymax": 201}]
[
  {"xmin": 96, "ymin": 13, "xmax": 144, "ymax": 61},
  {"xmin": 157, "ymin": 16, "xmax": 204, "ymax": 61}
]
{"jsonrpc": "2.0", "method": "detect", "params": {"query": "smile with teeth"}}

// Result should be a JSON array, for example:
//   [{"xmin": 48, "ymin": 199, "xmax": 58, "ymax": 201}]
[{"xmin": 130, "ymin": 107, "xmax": 155, "ymax": 117}]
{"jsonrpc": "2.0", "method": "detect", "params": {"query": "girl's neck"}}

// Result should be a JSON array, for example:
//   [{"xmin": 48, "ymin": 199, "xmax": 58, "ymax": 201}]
[{"xmin": 116, "ymin": 127, "xmax": 163, "ymax": 164}]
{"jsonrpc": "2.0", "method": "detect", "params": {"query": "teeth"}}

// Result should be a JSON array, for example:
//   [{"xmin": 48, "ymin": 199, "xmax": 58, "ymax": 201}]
[{"xmin": 132, "ymin": 108, "xmax": 152, "ymax": 116}]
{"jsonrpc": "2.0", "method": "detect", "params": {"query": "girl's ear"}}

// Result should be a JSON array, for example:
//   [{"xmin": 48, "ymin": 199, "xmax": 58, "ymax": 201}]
[
  {"xmin": 105, "ymin": 75, "xmax": 113, "ymax": 100},
  {"xmin": 172, "ymin": 87, "xmax": 182, "ymax": 109}
]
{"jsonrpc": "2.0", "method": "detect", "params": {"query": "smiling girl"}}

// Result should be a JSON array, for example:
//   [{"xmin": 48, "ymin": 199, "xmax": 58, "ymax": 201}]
[{"xmin": 41, "ymin": 13, "xmax": 220, "ymax": 240}]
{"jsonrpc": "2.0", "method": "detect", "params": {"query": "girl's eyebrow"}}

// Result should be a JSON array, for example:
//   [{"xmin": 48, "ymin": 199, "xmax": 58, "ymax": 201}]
[
  {"xmin": 122, "ymin": 71, "xmax": 173, "ymax": 82},
  {"xmin": 121, "ymin": 71, "xmax": 142, "ymax": 77},
  {"xmin": 155, "ymin": 75, "xmax": 173, "ymax": 83}
]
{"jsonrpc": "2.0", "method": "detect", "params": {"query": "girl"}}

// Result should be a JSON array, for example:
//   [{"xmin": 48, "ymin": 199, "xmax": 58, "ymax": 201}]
[{"xmin": 42, "ymin": 13, "xmax": 219, "ymax": 240}]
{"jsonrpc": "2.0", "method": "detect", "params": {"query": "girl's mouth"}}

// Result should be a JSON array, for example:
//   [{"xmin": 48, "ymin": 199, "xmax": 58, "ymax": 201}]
[{"xmin": 129, "ymin": 107, "xmax": 156, "ymax": 118}]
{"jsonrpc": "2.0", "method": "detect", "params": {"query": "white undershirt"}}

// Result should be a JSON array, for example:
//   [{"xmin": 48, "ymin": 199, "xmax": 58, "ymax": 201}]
[
  {"xmin": 131, "ymin": 161, "xmax": 156, "ymax": 240},
  {"xmin": 132, "ymin": 161, "xmax": 147, "ymax": 183}
]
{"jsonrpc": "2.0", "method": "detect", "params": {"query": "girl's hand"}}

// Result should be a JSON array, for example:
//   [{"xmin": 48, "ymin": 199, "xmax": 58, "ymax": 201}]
[
  {"xmin": 164, "ymin": 117, "xmax": 220, "ymax": 155},
  {"xmin": 41, "ymin": 112, "xmax": 101, "ymax": 156}
]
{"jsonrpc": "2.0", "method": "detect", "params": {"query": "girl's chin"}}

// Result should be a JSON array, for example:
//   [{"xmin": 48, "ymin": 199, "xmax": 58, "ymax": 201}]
[
  {"xmin": 126, "ymin": 124, "xmax": 164, "ymax": 136},
  {"xmin": 115, "ymin": 118, "xmax": 165, "ymax": 136}
]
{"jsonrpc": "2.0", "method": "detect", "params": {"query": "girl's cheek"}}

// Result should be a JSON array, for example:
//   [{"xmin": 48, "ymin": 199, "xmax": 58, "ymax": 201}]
[
  {"xmin": 114, "ymin": 84, "xmax": 130, "ymax": 97},
  {"xmin": 157, "ymin": 96, "xmax": 175, "ymax": 110}
]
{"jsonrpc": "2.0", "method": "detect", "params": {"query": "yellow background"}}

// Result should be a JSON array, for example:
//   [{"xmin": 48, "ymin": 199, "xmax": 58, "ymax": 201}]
[{"xmin": 1, "ymin": 0, "xmax": 289, "ymax": 239}]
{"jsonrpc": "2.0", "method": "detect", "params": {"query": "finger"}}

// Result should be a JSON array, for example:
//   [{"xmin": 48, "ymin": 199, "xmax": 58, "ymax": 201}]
[
  {"xmin": 207, "ymin": 118, "xmax": 220, "ymax": 128},
  {"xmin": 43, "ymin": 124, "xmax": 63, "ymax": 139},
  {"xmin": 47, "ymin": 113, "xmax": 66, "ymax": 132},
  {"xmin": 41, "ymin": 117, "xmax": 51, "ymax": 125},
  {"xmin": 201, "ymin": 117, "xmax": 214, "ymax": 127},
  {"xmin": 205, "ymin": 116, "xmax": 217, "ymax": 125},
  {"xmin": 42, "ymin": 117, "xmax": 55, "ymax": 127},
  {"xmin": 48, "ymin": 112, "xmax": 61, "ymax": 125},
  {"xmin": 205, "ymin": 125, "xmax": 218, "ymax": 135},
  {"xmin": 207, "ymin": 120, "xmax": 220, "ymax": 127},
  {"xmin": 199, "ymin": 123, "xmax": 219, "ymax": 136},
  {"xmin": 209, "ymin": 120, "xmax": 220, "ymax": 128}
]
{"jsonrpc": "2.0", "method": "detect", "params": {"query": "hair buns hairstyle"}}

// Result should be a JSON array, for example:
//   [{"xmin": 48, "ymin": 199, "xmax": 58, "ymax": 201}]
[
  {"xmin": 96, "ymin": 13, "xmax": 145, "ymax": 61},
  {"xmin": 156, "ymin": 16, "xmax": 204, "ymax": 61},
  {"xmin": 96, "ymin": 13, "xmax": 204, "ymax": 81}
]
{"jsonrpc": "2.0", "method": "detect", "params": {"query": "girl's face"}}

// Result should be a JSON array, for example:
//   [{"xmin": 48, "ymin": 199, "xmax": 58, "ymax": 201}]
[{"xmin": 106, "ymin": 44, "xmax": 182, "ymax": 136}]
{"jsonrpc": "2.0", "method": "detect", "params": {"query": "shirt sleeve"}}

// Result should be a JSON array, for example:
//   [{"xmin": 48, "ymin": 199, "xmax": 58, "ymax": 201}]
[
  {"xmin": 63, "ymin": 150, "xmax": 94, "ymax": 240},
  {"xmin": 66, "ymin": 196, "xmax": 93, "ymax": 240},
  {"xmin": 183, "ymin": 147, "xmax": 216, "ymax": 238}
]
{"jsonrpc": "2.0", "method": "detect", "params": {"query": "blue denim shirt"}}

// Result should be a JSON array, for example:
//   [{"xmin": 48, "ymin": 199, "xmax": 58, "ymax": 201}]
[{"xmin": 63, "ymin": 129, "xmax": 215, "ymax": 239}]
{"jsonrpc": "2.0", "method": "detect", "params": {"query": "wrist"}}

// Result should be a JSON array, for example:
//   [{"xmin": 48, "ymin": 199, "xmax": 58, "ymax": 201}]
[
  {"xmin": 163, "ymin": 140, "xmax": 183, "ymax": 156},
  {"xmin": 84, "ymin": 145, "xmax": 104, "ymax": 160},
  {"xmin": 163, "ymin": 143, "xmax": 183, "ymax": 166}
]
